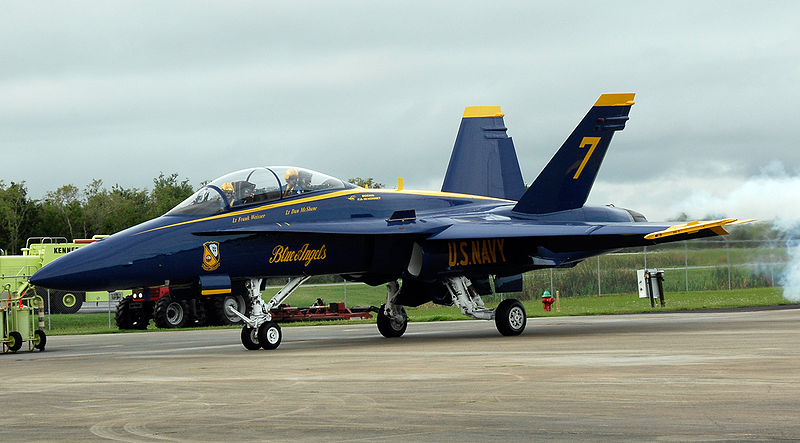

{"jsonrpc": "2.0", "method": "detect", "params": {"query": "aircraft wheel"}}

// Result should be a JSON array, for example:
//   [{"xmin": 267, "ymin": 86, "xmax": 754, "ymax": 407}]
[
  {"xmin": 495, "ymin": 299, "xmax": 527, "ymax": 336},
  {"xmin": 241, "ymin": 326, "xmax": 261, "ymax": 350},
  {"xmin": 153, "ymin": 295, "xmax": 188, "ymax": 328},
  {"xmin": 7, "ymin": 331, "xmax": 23, "ymax": 352},
  {"xmin": 257, "ymin": 321, "xmax": 282, "ymax": 350},
  {"xmin": 213, "ymin": 295, "xmax": 247, "ymax": 325},
  {"xmin": 48, "ymin": 290, "xmax": 85, "ymax": 314},
  {"xmin": 377, "ymin": 304, "xmax": 407, "ymax": 338},
  {"xmin": 33, "ymin": 329, "xmax": 46, "ymax": 351}
]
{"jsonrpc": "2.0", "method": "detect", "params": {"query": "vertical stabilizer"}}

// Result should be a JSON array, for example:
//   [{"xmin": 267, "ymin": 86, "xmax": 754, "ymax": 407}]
[
  {"xmin": 441, "ymin": 107, "xmax": 525, "ymax": 201},
  {"xmin": 512, "ymin": 93, "xmax": 635, "ymax": 214}
]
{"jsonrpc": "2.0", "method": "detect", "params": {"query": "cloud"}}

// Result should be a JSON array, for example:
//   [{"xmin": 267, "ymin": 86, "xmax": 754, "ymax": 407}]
[{"xmin": 1, "ymin": 0, "xmax": 799, "ymax": 211}]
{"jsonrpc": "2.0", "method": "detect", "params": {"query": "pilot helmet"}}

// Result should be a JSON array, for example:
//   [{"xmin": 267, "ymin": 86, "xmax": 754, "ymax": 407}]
[
  {"xmin": 285, "ymin": 168, "xmax": 299, "ymax": 181},
  {"xmin": 542, "ymin": 290, "xmax": 551, "ymax": 298},
  {"xmin": 221, "ymin": 182, "xmax": 234, "ymax": 193}
]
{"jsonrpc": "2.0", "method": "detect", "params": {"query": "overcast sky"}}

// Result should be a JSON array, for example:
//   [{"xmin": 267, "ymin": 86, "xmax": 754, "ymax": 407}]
[{"xmin": 3, "ymin": 1, "xmax": 799, "ymax": 221}]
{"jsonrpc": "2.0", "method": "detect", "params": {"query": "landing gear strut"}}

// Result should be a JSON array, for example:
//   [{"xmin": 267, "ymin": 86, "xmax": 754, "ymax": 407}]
[
  {"xmin": 230, "ymin": 276, "xmax": 310, "ymax": 351},
  {"xmin": 443, "ymin": 275, "xmax": 527, "ymax": 336},
  {"xmin": 377, "ymin": 281, "xmax": 407, "ymax": 338}
]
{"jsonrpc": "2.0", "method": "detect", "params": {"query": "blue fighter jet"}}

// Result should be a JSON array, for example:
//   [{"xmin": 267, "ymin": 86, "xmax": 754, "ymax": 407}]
[{"xmin": 30, "ymin": 93, "xmax": 748, "ymax": 350}]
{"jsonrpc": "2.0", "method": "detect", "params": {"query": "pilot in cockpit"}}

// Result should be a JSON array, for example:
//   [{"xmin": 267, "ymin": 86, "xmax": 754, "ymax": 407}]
[
  {"xmin": 221, "ymin": 182, "xmax": 237, "ymax": 206},
  {"xmin": 283, "ymin": 168, "xmax": 303, "ymax": 197}
]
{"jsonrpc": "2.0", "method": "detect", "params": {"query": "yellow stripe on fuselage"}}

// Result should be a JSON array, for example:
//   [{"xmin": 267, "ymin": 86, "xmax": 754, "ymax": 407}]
[
  {"xmin": 137, "ymin": 188, "xmax": 512, "ymax": 234},
  {"xmin": 383, "ymin": 188, "xmax": 512, "ymax": 201}
]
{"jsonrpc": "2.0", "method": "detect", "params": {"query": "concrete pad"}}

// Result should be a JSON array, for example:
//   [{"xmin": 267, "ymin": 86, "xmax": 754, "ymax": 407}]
[{"xmin": 2, "ymin": 308, "xmax": 799, "ymax": 441}]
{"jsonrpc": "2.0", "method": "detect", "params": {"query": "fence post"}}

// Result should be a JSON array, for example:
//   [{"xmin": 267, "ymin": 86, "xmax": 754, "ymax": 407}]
[
  {"xmin": 47, "ymin": 289, "xmax": 51, "ymax": 330},
  {"xmin": 597, "ymin": 255, "xmax": 601, "ymax": 296},
  {"xmin": 726, "ymin": 240, "xmax": 732, "ymax": 290},
  {"xmin": 643, "ymin": 246, "xmax": 647, "ymax": 269},
  {"xmin": 549, "ymin": 268, "xmax": 554, "ymax": 296},
  {"xmin": 769, "ymin": 249, "xmax": 775, "ymax": 287},
  {"xmin": 685, "ymin": 241, "xmax": 689, "ymax": 292}
]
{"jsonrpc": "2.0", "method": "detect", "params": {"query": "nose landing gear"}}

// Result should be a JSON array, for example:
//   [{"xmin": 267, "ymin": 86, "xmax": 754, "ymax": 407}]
[{"xmin": 229, "ymin": 276, "xmax": 308, "ymax": 351}]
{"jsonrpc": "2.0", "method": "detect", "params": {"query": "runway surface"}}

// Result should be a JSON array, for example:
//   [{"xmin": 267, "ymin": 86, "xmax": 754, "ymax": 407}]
[{"xmin": 2, "ymin": 308, "xmax": 799, "ymax": 441}]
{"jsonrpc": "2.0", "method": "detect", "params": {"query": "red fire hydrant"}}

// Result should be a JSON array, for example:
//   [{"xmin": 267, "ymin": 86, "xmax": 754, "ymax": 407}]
[{"xmin": 541, "ymin": 290, "xmax": 555, "ymax": 312}]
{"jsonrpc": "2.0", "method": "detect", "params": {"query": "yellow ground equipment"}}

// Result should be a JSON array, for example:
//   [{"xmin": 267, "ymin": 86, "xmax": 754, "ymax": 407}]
[{"xmin": 1, "ymin": 281, "xmax": 45, "ymax": 353}]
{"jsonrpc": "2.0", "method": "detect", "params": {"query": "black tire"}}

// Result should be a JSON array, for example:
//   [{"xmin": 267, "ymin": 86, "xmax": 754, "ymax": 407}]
[
  {"xmin": 377, "ymin": 304, "xmax": 408, "ymax": 338},
  {"xmin": 212, "ymin": 294, "xmax": 247, "ymax": 325},
  {"xmin": 115, "ymin": 296, "xmax": 150, "ymax": 330},
  {"xmin": 7, "ymin": 331, "xmax": 23, "ymax": 352},
  {"xmin": 241, "ymin": 326, "xmax": 261, "ymax": 350},
  {"xmin": 33, "ymin": 329, "xmax": 46, "ymax": 351},
  {"xmin": 495, "ymin": 299, "xmax": 527, "ymax": 336},
  {"xmin": 153, "ymin": 295, "xmax": 188, "ymax": 328},
  {"xmin": 257, "ymin": 321, "xmax": 282, "ymax": 350},
  {"xmin": 46, "ymin": 290, "xmax": 85, "ymax": 314}
]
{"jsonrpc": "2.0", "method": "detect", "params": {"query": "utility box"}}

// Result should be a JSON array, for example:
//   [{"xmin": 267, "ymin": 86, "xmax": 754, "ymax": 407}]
[{"xmin": 637, "ymin": 269, "xmax": 665, "ymax": 307}]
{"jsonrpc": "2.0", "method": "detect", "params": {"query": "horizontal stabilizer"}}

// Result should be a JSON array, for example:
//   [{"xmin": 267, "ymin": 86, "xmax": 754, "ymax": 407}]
[
  {"xmin": 513, "ymin": 93, "xmax": 635, "ymax": 214},
  {"xmin": 643, "ymin": 218, "xmax": 752, "ymax": 240},
  {"xmin": 441, "ymin": 106, "xmax": 526, "ymax": 201}
]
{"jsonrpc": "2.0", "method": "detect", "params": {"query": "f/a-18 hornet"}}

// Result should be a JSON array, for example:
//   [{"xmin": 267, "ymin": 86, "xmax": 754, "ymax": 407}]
[{"xmin": 31, "ymin": 93, "xmax": 748, "ymax": 350}]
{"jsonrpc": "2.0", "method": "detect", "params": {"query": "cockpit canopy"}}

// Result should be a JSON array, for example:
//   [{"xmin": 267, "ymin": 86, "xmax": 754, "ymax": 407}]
[{"xmin": 168, "ymin": 167, "xmax": 355, "ymax": 215}]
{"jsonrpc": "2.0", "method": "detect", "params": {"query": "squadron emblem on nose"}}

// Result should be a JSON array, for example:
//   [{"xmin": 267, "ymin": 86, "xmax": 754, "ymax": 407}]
[{"xmin": 202, "ymin": 241, "xmax": 221, "ymax": 271}]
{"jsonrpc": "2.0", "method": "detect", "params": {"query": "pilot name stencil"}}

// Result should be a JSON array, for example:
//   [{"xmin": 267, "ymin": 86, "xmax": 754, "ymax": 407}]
[
  {"xmin": 231, "ymin": 213, "xmax": 266, "ymax": 224},
  {"xmin": 269, "ymin": 243, "xmax": 327, "ymax": 267},
  {"xmin": 448, "ymin": 239, "xmax": 506, "ymax": 267},
  {"xmin": 285, "ymin": 206, "xmax": 318, "ymax": 216}
]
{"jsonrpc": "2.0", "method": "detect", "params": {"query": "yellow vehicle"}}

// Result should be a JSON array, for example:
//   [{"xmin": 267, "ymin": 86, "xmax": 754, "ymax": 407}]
[
  {"xmin": 1, "ymin": 281, "xmax": 45, "ymax": 353},
  {"xmin": 0, "ymin": 236, "xmax": 129, "ymax": 314}
]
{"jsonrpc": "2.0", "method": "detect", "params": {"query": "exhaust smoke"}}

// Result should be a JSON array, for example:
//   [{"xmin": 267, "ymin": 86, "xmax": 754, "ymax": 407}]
[{"xmin": 669, "ymin": 161, "xmax": 800, "ymax": 302}]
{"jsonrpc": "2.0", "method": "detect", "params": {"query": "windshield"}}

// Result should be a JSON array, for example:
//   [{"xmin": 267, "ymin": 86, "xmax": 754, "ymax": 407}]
[
  {"xmin": 167, "ymin": 186, "xmax": 227, "ymax": 215},
  {"xmin": 168, "ymin": 166, "xmax": 353, "ymax": 215},
  {"xmin": 270, "ymin": 166, "xmax": 353, "ymax": 198}
]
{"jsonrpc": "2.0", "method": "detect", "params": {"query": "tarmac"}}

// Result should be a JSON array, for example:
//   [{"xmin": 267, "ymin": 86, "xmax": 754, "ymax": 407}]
[{"xmin": 2, "ymin": 308, "xmax": 800, "ymax": 441}]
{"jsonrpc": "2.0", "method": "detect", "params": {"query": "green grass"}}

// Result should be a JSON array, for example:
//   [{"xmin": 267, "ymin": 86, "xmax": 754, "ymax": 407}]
[{"xmin": 41, "ymin": 286, "xmax": 794, "ymax": 335}]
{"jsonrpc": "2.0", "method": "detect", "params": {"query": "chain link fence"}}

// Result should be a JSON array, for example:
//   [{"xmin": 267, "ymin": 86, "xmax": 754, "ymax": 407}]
[{"xmin": 521, "ymin": 239, "xmax": 788, "ymax": 300}]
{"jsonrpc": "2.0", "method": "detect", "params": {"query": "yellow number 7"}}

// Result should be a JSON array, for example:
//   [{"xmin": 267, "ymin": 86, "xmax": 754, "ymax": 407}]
[{"xmin": 573, "ymin": 137, "xmax": 601, "ymax": 179}]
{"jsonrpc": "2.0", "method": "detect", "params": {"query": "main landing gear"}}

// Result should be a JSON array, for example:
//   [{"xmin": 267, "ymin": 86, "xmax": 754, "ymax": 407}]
[
  {"xmin": 230, "ymin": 276, "xmax": 309, "ymax": 351},
  {"xmin": 377, "ymin": 276, "xmax": 527, "ymax": 340},
  {"xmin": 443, "ymin": 275, "xmax": 526, "ymax": 336}
]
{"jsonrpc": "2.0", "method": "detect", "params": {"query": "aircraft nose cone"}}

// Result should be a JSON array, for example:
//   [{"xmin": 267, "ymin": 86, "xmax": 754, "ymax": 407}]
[
  {"xmin": 29, "ymin": 242, "xmax": 125, "ymax": 291},
  {"xmin": 30, "ymin": 251, "xmax": 97, "ymax": 291},
  {"xmin": 30, "ymin": 266, "xmax": 82, "ymax": 291}
]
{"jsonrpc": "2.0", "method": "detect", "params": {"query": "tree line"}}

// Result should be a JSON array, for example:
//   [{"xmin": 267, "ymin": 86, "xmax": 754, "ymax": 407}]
[
  {"xmin": 0, "ymin": 175, "xmax": 384, "ymax": 255},
  {"xmin": 0, "ymin": 174, "xmax": 195, "ymax": 254}
]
